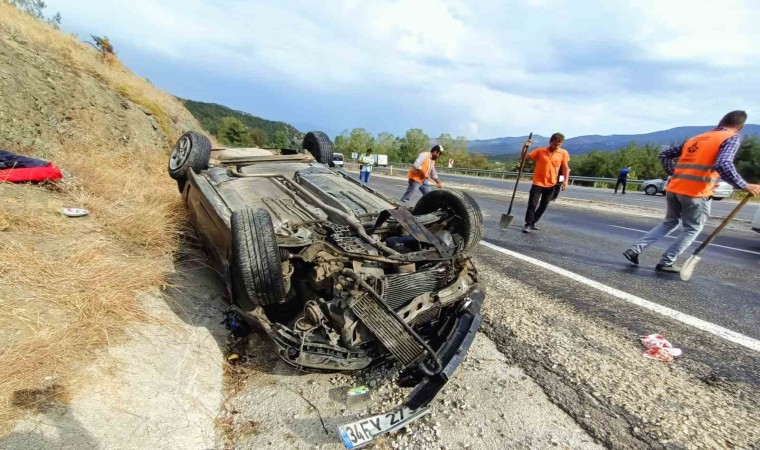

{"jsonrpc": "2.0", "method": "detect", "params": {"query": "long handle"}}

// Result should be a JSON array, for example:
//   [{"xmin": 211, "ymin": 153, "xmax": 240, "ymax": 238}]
[
  {"xmin": 691, "ymin": 195, "xmax": 751, "ymax": 257},
  {"xmin": 506, "ymin": 132, "xmax": 533, "ymax": 216}
]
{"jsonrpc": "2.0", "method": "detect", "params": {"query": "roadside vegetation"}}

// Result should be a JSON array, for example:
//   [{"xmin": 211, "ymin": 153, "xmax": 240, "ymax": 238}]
[
  {"xmin": 334, "ymin": 127, "xmax": 494, "ymax": 169},
  {"xmin": 0, "ymin": 2, "xmax": 203, "ymax": 432},
  {"xmin": 181, "ymin": 98, "xmax": 301, "ymax": 148}
]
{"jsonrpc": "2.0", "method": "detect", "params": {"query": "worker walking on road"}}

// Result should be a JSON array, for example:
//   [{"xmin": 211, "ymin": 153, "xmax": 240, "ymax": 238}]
[
  {"xmin": 359, "ymin": 149, "xmax": 374, "ymax": 184},
  {"xmin": 615, "ymin": 166, "xmax": 631, "ymax": 194},
  {"xmin": 401, "ymin": 144, "xmax": 444, "ymax": 203},
  {"xmin": 523, "ymin": 133, "xmax": 570, "ymax": 233},
  {"xmin": 623, "ymin": 110, "xmax": 760, "ymax": 273}
]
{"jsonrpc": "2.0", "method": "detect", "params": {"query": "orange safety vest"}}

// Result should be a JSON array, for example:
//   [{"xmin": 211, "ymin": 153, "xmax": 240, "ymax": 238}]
[
  {"xmin": 408, "ymin": 152, "xmax": 433, "ymax": 183},
  {"xmin": 667, "ymin": 129, "xmax": 735, "ymax": 198}
]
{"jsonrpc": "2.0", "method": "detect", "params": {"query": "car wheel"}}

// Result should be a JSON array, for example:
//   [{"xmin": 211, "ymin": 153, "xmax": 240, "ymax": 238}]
[
  {"xmin": 413, "ymin": 188, "xmax": 483, "ymax": 254},
  {"xmin": 231, "ymin": 208, "xmax": 285, "ymax": 310},
  {"xmin": 644, "ymin": 185, "xmax": 657, "ymax": 196},
  {"xmin": 168, "ymin": 131, "xmax": 212, "ymax": 190},
  {"xmin": 302, "ymin": 131, "xmax": 334, "ymax": 166}
]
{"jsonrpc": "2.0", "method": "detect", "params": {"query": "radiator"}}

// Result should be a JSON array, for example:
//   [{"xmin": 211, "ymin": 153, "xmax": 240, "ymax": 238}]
[{"xmin": 381, "ymin": 265, "xmax": 449, "ymax": 310}]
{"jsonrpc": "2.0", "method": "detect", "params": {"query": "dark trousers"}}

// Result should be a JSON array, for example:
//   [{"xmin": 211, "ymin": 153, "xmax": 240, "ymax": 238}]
[
  {"xmin": 615, "ymin": 179, "xmax": 627, "ymax": 193},
  {"xmin": 525, "ymin": 185, "xmax": 555, "ymax": 226}
]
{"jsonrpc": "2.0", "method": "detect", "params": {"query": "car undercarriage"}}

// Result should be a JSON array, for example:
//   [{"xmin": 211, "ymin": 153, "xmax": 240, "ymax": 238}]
[{"xmin": 169, "ymin": 130, "xmax": 485, "ymax": 408}]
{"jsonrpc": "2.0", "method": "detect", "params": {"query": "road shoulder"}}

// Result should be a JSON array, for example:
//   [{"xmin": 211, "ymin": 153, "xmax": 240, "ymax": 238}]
[{"xmin": 474, "ymin": 245, "xmax": 760, "ymax": 449}]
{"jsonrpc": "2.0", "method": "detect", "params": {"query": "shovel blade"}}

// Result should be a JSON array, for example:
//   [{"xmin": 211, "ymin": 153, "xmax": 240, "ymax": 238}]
[
  {"xmin": 499, "ymin": 214, "xmax": 514, "ymax": 229},
  {"xmin": 680, "ymin": 255, "xmax": 701, "ymax": 281}
]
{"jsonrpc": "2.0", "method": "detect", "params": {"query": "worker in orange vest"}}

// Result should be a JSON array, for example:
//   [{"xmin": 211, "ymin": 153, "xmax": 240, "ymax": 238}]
[
  {"xmin": 623, "ymin": 110, "xmax": 760, "ymax": 273},
  {"xmin": 400, "ymin": 144, "xmax": 444, "ymax": 203}
]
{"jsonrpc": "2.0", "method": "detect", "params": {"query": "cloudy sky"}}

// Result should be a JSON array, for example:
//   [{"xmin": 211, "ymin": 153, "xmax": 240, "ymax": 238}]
[{"xmin": 47, "ymin": 0, "xmax": 759, "ymax": 139}]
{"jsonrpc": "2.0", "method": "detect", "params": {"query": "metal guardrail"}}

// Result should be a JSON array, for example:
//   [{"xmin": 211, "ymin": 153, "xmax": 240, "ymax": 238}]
[{"xmin": 343, "ymin": 163, "xmax": 645, "ymax": 186}]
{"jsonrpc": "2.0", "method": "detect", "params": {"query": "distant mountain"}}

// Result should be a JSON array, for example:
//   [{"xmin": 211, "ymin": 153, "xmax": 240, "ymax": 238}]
[
  {"xmin": 180, "ymin": 98, "xmax": 302, "ymax": 143},
  {"xmin": 471, "ymin": 125, "xmax": 760, "ymax": 156}
]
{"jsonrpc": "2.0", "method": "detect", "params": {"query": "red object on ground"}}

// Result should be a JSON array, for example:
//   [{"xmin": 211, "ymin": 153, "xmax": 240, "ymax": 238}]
[{"xmin": 0, "ymin": 163, "xmax": 63, "ymax": 183}]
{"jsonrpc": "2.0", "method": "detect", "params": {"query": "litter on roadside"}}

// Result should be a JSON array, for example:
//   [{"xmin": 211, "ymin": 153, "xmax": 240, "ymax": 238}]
[
  {"xmin": 1, "ymin": 149, "xmax": 63, "ymax": 183},
  {"xmin": 640, "ymin": 334, "xmax": 682, "ymax": 362},
  {"xmin": 61, "ymin": 207, "xmax": 89, "ymax": 217},
  {"xmin": 346, "ymin": 385, "xmax": 371, "ymax": 408}
]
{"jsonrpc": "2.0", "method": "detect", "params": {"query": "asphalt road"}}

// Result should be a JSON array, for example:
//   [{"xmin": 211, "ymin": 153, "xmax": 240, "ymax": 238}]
[
  {"xmin": 366, "ymin": 167, "xmax": 758, "ymax": 221},
  {"xmin": 365, "ymin": 174, "xmax": 760, "ymax": 384}
]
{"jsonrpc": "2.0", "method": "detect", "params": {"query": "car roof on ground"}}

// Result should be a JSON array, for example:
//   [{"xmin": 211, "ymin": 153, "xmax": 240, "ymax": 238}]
[{"xmin": 213, "ymin": 148, "xmax": 276, "ymax": 160}]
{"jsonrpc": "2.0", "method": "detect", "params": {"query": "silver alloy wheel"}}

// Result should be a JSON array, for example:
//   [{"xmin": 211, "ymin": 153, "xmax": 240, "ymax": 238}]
[{"xmin": 169, "ymin": 136, "xmax": 191, "ymax": 170}]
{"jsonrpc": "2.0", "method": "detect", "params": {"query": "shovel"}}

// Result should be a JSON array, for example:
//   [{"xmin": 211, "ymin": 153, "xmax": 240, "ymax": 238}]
[
  {"xmin": 499, "ymin": 133, "xmax": 533, "ymax": 229},
  {"xmin": 680, "ymin": 194, "xmax": 751, "ymax": 281}
]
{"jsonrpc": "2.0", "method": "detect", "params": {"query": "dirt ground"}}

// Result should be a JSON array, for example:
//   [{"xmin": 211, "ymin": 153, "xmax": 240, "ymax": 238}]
[
  {"xmin": 0, "ymin": 241, "xmax": 227, "ymax": 449},
  {"xmin": 4, "ymin": 221, "xmax": 758, "ymax": 449}
]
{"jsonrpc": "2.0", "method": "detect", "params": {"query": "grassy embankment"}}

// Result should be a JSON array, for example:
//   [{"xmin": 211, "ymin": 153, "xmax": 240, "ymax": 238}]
[{"xmin": 0, "ymin": 4, "xmax": 204, "ymax": 432}]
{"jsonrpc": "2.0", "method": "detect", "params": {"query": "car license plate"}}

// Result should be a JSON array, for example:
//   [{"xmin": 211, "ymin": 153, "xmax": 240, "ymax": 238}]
[{"xmin": 337, "ymin": 406, "xmax": 430, "ymax": 449}]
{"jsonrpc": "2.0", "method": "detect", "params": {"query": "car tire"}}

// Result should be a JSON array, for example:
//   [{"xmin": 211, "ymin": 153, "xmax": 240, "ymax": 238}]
[
  {"xmin": 302, "ymin": 131, "xmax": 334, "ymax": 166},
  {"xmin": 644, "ymin": 185, "xmax": 658, "ymax": 196},
  {"xmin": 413, "ymin": 188, "xmax": 483, "ymax": 254},
  {"xmin": 231, "ymin": 208, "xmax": 285, "ymax": 309},
  {"xmin": 168, "ymin": 131, "xmax": 212, "ymax": 189}
]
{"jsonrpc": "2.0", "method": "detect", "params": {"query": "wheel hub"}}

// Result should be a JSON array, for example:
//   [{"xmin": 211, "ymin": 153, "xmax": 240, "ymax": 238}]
[{"xmin": 169, "ymin": 136, "xmax": 191, "ymax": 170}]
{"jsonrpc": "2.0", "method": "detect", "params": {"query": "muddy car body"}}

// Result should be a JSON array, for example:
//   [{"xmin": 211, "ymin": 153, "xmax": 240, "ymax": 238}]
[{"xmin": 168, "ymin": 131, "xmax": 485, "ymax": 408}]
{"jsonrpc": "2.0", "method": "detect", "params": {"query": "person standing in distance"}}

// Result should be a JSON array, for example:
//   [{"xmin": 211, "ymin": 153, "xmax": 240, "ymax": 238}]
[
  {"xmin": 359, "ymin": 148, "xmax": 374, "ymax": 184},
  {"xmin": 401, "ymin": 144, "xmax": 444, "ymax": 203},
  {"xmin": 615, "ymin": 166, "xmax": 631, "ymax": 194},
  {"xmin": 523, "ymin": 133, "xmax": 570, "ymax": 233},
  {"xmin": 623, "ymin": 110, "xmax": 760, "ymax": 273}
]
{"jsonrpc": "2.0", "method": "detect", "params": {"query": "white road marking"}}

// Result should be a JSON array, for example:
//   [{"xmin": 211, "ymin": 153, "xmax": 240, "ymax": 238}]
[
  {"xmin": 609, "ymin": 225, "xmax": 760, "ymax": 255},
  {"xmin": 479, "ymin": 240, "xmax": 760, "ymax": 352}
]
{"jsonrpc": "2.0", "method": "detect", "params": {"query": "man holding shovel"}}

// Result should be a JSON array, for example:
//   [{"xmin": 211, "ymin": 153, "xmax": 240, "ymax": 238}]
[
  {"xmin": 623, "ymin": 110, "xmax": 760, "ymax": 273},
  {"xmin": 522, "ymin": 133, "xmax": 570, "ymax": 233}
]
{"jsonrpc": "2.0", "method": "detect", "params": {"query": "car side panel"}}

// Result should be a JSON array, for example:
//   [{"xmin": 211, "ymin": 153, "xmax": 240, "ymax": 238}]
[{"xmin": 185, "ymin": 170, "xmax": 232, "ymax": 275}]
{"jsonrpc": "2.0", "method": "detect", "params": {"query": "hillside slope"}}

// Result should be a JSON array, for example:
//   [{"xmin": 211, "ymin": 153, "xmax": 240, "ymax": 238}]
[
  {"xmin": 0, "ymin": 3, "xmax": 209, "ymax": 435},
  {"xmin": 181, "ymin": 98, "xmax": 302, "ymax": 145},
  {"xmin": 471, "ymin": 124, "xmax": 760, "ymax": 155}
]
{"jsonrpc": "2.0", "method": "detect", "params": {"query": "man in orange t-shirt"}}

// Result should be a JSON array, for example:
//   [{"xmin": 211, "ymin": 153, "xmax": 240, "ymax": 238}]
[{"xmin": 523, "ymin": 132, "xmax": 570, "ymax": 233}]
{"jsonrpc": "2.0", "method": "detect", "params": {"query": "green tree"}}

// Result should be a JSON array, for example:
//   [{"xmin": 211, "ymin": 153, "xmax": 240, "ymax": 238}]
[
  {"xmin": 271, "ymin": 129, "xmax": 290, "ymax": 148},
  {"xmin": 374, "ymin": 132, "xmax": 401, "ymax": 161},
  {"xmin": 334, "ymin": 130, "xmax": 350, "ymax": 155},
  {"xmin": 249, "ymin": 127, "xmax": 268, "ymax": 147},
  {"xmin": 399, "ymin": 128, "xmax": 430, "ymax": 163},
  {"xmin": 736, "ymin": 135, "xmax": 760, "ymax": 182},
  {"xmin": 217, "ymin": 116, "xmax": 252, "ymax": 147},
  {"xmin": 347, "ymin": 128, "xmax": 375, "ymax": 155}
]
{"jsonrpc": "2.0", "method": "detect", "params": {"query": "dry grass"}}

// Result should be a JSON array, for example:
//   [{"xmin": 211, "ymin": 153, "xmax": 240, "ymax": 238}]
[
  {"xmin": 0, "ymin": 3, "xmax": 193, "ymax": 144},
  {"xmin": 0, "ymin": 143, "xmax": 183, "ymax": 432},
  {"xmin": 0, "ymin": 3, "xmax": 204, "ymax": 433}
]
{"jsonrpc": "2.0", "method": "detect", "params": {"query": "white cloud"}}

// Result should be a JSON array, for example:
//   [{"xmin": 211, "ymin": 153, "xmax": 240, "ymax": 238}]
[{"xmin": 47, "ymin": 0, "xmax": 760, "ymax": 138}]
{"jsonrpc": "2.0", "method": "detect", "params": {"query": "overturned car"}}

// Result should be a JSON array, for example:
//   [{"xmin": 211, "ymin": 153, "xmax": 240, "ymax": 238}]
[{"xmin": 168, "ymin": 130, "xmax": 485, "ymax": 409}]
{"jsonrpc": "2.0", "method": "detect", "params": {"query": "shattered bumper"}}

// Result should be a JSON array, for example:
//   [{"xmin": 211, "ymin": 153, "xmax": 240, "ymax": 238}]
[{"xmin": 403, "ymin": 289, "xmax": 484, "ymax": 409}]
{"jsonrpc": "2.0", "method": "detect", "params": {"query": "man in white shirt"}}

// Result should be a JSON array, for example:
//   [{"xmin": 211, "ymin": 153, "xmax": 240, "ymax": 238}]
[{"xmin": 359, "ymin": 149, "xmax": 374, "ymax": 184}]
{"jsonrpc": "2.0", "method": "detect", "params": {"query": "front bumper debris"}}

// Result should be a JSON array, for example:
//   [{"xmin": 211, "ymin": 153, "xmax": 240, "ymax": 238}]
[{"xmin": 403, "ymin": 289, "xmax": 484, "ymax": 409}]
